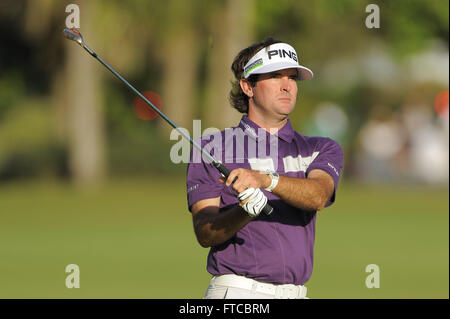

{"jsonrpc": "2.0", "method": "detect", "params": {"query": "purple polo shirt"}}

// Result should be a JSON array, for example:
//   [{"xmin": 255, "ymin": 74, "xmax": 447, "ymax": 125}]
[{"xmin": 186, "ymin": 115, "xmax": 343, "ymax": 285}]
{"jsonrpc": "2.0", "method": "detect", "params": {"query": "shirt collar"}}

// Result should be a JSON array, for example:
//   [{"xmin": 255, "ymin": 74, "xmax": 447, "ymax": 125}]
[{"xmin": 238, "ymin": 115, "xmax": 295, "ymax": 143}]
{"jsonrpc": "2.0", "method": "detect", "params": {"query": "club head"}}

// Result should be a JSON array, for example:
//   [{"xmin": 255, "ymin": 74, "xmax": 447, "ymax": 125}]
[{"xmin": 63, "ymin": 28, "xmax": 84, "ymax": 46}]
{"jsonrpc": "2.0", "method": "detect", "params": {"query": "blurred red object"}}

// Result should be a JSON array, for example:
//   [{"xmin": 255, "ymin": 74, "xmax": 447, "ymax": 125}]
[
  {"xmin": 434, "ymin": 90, "xmax": 449, "ymax": 119},
  {"xmin": 133, "ymin": 91, "xmax": 163, "ymax": 121}
]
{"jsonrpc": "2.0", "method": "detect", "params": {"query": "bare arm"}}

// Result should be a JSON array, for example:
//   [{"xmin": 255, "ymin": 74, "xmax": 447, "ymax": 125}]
[
  {"xmin": 272, "ymin": 169, "xmax": 335, "ymax": 211},
  {"xmin": 191, "ymin": 197, "xmax": 252, "ymax": 248}
]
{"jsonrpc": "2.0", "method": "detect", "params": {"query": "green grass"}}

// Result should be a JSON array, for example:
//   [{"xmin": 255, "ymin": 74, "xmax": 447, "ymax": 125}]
[
  {"xmin": 0, "ymin": 178, "xmax": 448, "ymax": 299},
  {"xmin": 309, "ymin": 183, "xmax": 449, "ymax": 299}
]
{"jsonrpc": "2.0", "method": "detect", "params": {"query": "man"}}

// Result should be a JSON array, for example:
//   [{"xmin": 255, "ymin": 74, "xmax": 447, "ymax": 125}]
[{"xmin": 186, "ymin": 38, "xmax": 343, "ymax": 299}]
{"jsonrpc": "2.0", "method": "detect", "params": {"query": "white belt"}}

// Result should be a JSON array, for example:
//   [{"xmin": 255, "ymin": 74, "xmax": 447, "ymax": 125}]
[{"xmin": 212, "ymin": 274, "xmax": 307, "ymax": 299}]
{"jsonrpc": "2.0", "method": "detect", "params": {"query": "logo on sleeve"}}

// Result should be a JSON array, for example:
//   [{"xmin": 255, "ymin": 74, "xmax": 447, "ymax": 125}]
[
  {"xmin": 328, "ymin": 163, "xmax": 340, "ymax": 176},
  {"xmin": 187, "ymin": 184, "xmax": 199, "ymax": 193}
]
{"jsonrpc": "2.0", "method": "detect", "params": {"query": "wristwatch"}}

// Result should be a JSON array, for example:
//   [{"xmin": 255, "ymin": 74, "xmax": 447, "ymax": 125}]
[{"xmin": 264, "ymin": 172, "xmax": 279, "ymax": 192}]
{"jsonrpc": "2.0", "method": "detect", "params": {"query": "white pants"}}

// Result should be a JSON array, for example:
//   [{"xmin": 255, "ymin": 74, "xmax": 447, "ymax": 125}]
[{"xmin": 204, "ymin": 274, "xmax": 309, "ymax": 299}]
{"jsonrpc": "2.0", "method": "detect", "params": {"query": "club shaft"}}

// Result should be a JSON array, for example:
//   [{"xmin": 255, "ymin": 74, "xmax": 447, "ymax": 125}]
[{"xmin": 81, "ymin": 43, "xmax": 216, "ymax": 165}]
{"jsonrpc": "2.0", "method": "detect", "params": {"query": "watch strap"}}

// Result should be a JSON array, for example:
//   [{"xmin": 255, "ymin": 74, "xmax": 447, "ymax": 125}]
[{"xmin": 264, "ymin": 172, "xmax": 279, "ymax": 192}]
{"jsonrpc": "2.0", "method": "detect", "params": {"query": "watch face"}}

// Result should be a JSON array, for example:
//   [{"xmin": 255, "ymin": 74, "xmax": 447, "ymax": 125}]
[{"xmin": 272, "ymin": 172, "xmax": 279, "ymax": 178}]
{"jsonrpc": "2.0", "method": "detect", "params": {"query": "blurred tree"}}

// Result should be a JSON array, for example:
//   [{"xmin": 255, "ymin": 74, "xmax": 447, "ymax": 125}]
[
  {"xmin": 204, "ymin": 0, "xmax": 255, "ymax": 129},
  {"xmin": 381, "ymin": 0, "xmax": 449, "ymax": 58},
  {"xmin": 158, "ymin": 0, "xmax": 198, "ymax": 136},
  {"xmin": 63, "ymin": 0, "xmax": 106, "ymax": 186}
]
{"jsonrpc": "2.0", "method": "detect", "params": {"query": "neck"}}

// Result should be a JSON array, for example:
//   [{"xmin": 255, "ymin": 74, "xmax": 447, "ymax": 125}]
[{"xmin": 247, "ymin": 107, "xmax": 288, "ymax": 133}]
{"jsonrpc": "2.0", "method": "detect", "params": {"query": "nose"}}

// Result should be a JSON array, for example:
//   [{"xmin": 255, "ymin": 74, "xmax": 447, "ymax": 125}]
[{"xmin": 280, "ymin": 76, "xmax": 291, "ymax": 92}]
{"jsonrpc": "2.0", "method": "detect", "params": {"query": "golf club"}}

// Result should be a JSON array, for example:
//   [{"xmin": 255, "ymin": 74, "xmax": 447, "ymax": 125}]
[{"xmin": 63, "ymin": 28, "xmax": 273, "ymax": 216}]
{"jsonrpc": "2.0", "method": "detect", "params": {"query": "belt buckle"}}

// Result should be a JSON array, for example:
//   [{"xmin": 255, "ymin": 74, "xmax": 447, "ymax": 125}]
[
  {"xmin": 282, "ymin": 284, "xmax": 300, "ymax": 299},
  {"xmin": 287, "ymin": 284, "xmax": 298, "ymax": 299},
  {"xmin": 275, "ymin": 284, "xmax": 307, "ymax": 299},
  {"xmin": 274, "ymin": 285, "xmax": 284, "ymax": 299}
]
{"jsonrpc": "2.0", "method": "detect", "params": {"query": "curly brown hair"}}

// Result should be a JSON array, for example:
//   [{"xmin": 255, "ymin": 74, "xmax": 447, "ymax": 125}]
[{"xmin": 229, "ymin": 37, "xmax": 283, "ymax": 113}]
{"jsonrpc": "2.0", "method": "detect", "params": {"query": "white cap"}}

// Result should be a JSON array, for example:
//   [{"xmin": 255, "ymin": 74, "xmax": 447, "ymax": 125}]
[{"xmin": 242, "ymin": 42, "xmax": 313, "ymax": 80}]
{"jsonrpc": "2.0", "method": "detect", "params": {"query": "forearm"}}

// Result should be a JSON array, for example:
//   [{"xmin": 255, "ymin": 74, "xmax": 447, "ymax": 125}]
[
  {"xmin": 194, "ymin": 205, "xmax": 252, "ymax": 248},
  {"xmin": 272, "ymin": 175, "xmax": 331, "ymax": 211},
  {"xmin": 226, "ymin": 168, "xmax": 334, "ymax": 212}
]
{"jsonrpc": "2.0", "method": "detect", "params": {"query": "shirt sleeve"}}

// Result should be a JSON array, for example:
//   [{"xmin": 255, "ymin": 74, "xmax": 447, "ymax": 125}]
[
  {"xmin": 306, "ymin": 137, "xmax": 344, "ymax": 207},
  {"xmin": 186, "ymin": 140, "xmax": 225, "ymax": 212}
]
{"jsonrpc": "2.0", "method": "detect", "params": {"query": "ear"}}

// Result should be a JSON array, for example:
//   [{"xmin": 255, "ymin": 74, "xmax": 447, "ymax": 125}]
[{"xmin": 240, "ymin": 79, "xmax": 254, "ymax": 98}]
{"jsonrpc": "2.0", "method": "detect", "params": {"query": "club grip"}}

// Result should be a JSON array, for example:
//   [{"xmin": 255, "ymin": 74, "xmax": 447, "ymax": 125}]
[{"xmin": 213, "ymin": 162, "xmax": 273, "ymax": 216}]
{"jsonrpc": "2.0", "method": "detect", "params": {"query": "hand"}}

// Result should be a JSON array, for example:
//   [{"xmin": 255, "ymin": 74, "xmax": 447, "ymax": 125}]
[
  {"xmin": 221, "ymin": 168, "xmax": 271, "ymax": 193},
  {"xmin": 237, "ymin": 187, "xmax": 268, "ymax": 218}
]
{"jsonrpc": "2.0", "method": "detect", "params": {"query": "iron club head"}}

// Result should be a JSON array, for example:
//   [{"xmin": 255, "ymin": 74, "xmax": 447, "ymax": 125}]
[{"xmin": 63, "ymin": 28, "xmax": 84, "ymax": 46}]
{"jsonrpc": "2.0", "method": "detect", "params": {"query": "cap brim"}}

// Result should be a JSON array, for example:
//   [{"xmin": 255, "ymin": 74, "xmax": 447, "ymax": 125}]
[{"xmin": 248, "ymin": 63, "xmax": 313, "ymax": 81}]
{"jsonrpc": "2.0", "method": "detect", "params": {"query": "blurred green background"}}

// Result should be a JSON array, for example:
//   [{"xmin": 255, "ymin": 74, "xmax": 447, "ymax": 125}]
[{"xmin": 0, "ymin": 0, "xmax": 448, "ymax": 298}]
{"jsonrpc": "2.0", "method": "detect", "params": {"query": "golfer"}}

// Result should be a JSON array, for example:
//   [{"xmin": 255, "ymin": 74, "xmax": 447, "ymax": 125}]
[{"xmin": 186, "ymin": 38, "xmax": 343, "ymax": 299}]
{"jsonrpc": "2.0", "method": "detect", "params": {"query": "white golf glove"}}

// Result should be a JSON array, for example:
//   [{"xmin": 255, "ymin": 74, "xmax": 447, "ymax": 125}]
[{"xmin": 238, "ymin": 187, "xmax": 268, "ymax": 218}]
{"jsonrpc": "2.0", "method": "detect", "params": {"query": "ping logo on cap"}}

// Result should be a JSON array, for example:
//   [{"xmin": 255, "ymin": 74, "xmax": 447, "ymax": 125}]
[{"xmin": 267, "ymin": 49, "xmax": 298, "ymax": 62}]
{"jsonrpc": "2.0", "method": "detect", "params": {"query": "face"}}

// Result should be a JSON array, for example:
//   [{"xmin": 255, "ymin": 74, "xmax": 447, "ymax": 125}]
[{"xmin": 241, "ymin": 68, "xmax": 299, "ymax": 119}]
